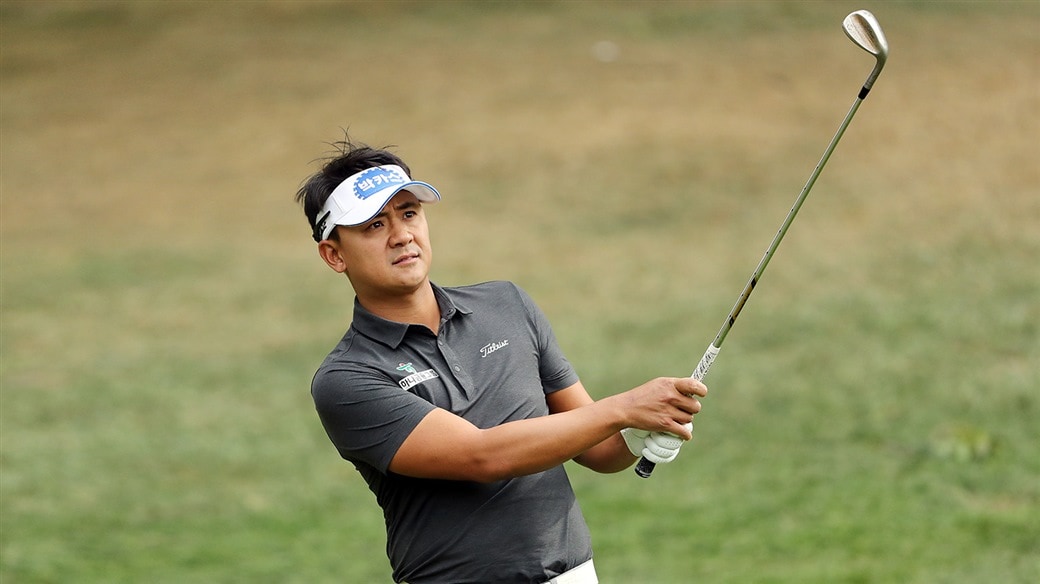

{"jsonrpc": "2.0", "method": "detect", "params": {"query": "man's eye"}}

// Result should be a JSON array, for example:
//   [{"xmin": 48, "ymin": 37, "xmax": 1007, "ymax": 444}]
[{"xmin": 367, "ymin": 221, "xmax": 383, "ymax": 230}]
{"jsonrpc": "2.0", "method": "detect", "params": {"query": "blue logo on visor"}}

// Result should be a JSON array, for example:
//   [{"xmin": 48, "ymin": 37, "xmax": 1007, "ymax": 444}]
[{"xmin": 353, "ymin": 167, "xmax": 406, "ymax": 200}]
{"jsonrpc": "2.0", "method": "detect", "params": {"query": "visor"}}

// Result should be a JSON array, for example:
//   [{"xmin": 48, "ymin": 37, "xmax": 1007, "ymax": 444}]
[{"xmin": 314, "ymin": 164, "xmax": 440, "ymax": 241}]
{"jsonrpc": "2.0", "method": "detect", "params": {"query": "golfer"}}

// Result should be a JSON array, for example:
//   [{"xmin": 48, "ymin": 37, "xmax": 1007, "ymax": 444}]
[{"xmin": 295, "ymin": 137, "xmax": 707, "ymax": 584}]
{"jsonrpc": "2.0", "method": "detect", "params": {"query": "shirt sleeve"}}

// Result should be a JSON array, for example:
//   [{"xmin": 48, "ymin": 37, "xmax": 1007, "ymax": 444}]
[
  {"xmin": 511, "ymin": 283, "xmax": 580, "ymax": 394},
  {"xmin": 311, "ymin": 363, "xmax": 437, "ymax": 473}
]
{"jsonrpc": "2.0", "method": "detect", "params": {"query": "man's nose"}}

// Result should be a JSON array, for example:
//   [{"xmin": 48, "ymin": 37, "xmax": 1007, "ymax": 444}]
[{"xmin": 388, "ymin": 221, "xmax": 413, "ymax": 246}]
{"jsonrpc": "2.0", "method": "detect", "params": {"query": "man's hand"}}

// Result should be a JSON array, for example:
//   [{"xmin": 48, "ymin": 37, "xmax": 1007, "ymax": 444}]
[
  {"xmin": 618, "ymin": 377, "xmax": 706, "ymax": 438},
  {"xmin": 622, "ymin": 422, "xmax": 693, "ymax": 464},
  {"xmin": 643, "ymin": 423, "xmax": 693, "ymax": 464}
]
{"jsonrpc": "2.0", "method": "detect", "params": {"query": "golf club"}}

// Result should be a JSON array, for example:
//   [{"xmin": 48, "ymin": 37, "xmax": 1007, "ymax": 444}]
[{"xmin": 636, "ymin": 10, "xmax": 889, "ymax": 478}]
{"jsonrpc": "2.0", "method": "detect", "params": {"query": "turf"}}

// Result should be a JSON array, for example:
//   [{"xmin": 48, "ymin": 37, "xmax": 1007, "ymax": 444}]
[{"xmin": 2, "ymin": 1, "xmax": 1038, "ymax": 582}]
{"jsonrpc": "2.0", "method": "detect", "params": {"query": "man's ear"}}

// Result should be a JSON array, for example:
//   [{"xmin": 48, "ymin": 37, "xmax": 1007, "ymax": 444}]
[{"xmin": 317, "ymin": 240, "xmax": 348, "ymax": 274}]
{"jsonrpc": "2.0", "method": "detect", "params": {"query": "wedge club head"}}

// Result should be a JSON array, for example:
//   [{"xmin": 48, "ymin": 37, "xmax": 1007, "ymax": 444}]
[{"xmin": 843, "ymin": 9, "xmax": 889, "ymax": 95}]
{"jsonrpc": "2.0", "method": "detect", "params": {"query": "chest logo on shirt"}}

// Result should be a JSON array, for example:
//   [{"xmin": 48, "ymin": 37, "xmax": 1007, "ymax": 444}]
[
  {"xmin": 480, "ymin": 339, "xmax": 509, "ymax": 358},
  {"xmin": 396, "ymin": 362, "xmax": 440, "ymax": 390}
]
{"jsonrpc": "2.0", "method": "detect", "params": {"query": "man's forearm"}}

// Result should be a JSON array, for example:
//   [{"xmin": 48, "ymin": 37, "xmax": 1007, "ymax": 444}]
[{"xmin": 469, "ymin": 396, "xmax": 630, "ymax": 481}]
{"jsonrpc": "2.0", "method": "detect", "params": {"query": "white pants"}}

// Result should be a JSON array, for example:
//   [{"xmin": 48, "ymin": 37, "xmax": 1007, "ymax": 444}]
[
  {"xmin": 547, "ymin": 559, "xmax": 598, "ymax": 584},
  {"xmin": 402, "ymin": 559, "xmax": 598, "ymax": 584}
]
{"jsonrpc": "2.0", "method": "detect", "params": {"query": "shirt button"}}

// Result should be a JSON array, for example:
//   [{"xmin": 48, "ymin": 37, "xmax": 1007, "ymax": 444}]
[{"xmin": 453, "ymin": 365, "xmax": 461, "ymax": 372}]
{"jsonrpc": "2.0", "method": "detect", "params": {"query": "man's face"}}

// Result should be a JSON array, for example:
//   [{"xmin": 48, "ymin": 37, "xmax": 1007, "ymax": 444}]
[{"xmin": 329, "ymin": 191, "xmax": 433, "ymax": 299}]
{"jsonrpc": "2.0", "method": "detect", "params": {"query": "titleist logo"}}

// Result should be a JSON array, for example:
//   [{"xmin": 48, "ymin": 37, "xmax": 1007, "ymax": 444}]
[{"xmin": 480, "ymin": 340, "xmax": 509, "ymax": 358}]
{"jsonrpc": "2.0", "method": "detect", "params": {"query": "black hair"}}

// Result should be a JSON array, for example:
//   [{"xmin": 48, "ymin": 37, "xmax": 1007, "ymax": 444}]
[{"xmin": 294, "ymin": 133, "xmax": 411, "ymax": 242}]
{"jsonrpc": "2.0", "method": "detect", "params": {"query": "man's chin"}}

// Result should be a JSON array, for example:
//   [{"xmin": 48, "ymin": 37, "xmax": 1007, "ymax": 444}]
[{"xmin": 387, "ymin": 275, "xmax": 432, "ymax": 296}]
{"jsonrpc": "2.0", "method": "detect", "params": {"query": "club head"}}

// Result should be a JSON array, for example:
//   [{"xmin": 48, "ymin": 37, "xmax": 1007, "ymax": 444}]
[{"xmin": 843, "ymin": 10, "xmax": 889, "ymax": 93}]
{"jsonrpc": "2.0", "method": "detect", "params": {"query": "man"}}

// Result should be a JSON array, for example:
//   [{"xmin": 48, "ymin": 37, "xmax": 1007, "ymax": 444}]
[{"xmin": 295, "ymin": 137, "xmax": 707, "ymax": 584}]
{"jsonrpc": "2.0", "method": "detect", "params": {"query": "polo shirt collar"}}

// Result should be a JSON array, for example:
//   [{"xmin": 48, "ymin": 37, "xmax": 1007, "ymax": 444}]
[{"xmin": 350, "ymin": 282, "xmax": 472, "ymax": 349}]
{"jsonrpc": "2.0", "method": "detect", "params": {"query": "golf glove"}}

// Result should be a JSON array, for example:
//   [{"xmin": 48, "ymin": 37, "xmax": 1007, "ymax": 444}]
[
  {"xmin": 621, "ymin": 423, "xmax": 693, "ymax": 464},
  {"xmin": 621, "ymin": 428, "xmax": 651, "ymax": 457}
]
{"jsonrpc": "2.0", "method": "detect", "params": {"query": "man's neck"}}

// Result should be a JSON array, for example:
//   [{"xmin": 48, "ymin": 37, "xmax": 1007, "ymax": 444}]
[{"xmin": 357, "ymin": 281, "xmax": 441, "ymax": 334}]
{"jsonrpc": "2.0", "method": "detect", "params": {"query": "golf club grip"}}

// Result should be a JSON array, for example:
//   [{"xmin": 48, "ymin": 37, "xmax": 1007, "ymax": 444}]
[
  {"xmin": 634, "ymin": 456, "xmax": 657, "ymax": 478},
  {"xmin": 635, "ymin": 345, "xmax": 720, "ymax": 478}
]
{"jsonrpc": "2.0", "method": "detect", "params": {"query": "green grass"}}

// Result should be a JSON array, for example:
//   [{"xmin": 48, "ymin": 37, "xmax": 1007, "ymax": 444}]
[{"xmin": 2, "ymin": 1, "xmax": 1038, "ymax": 582}]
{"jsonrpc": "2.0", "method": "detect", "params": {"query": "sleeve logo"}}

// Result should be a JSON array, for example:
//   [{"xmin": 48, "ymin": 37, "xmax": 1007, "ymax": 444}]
[{"xmin": 396, "ymin": 362, "xmax": 440, "ymax": 390}]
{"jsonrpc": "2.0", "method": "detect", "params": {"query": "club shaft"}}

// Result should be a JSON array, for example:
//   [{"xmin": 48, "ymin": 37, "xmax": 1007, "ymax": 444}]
[
  {"xmin": 634, "ymin": 96, "xmax": 866, "ymax": 479},
  {"xmin": 716, "ymin": 96, "xmax": 864, "ymax": 349}
]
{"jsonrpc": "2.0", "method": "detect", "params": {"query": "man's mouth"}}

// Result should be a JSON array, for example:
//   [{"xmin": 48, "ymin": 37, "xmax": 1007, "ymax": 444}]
[{"xmin": 392, "ymin": 252, "xmax": 420, "ymax": 266}]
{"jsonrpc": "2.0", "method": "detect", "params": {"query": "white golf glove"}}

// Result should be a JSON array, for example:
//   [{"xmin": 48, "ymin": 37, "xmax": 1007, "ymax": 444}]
[
  {"xmin": 621, "ymin": 428, "xmax": 651, "ymax": 457},
  {"xmin": 621, "ymin": 423, "xmax": 693, "ymax": 465}
]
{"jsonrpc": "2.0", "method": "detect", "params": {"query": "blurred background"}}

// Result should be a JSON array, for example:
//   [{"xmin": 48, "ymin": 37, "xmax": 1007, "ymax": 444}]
[{"xmin": 2, "ymin": 1, "xmax": 1037, "ymax": 582}]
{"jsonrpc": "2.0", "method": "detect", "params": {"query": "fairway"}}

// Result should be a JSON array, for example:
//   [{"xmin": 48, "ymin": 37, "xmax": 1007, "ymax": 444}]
[{"xmin": 2, "ymin": 1, "xmax": 1038, "ymax": 582}]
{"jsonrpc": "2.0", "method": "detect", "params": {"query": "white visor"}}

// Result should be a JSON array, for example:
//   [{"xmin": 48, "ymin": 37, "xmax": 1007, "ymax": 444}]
[{"xmin": 314, "ymin": 164, "xmax": 440, "ymax": 241}]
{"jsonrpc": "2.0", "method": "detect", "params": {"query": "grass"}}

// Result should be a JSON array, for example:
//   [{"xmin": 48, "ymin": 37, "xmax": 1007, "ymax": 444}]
[{"xmin": 2, "ymin": 1, "xmax": 1038, "ymax": 582}]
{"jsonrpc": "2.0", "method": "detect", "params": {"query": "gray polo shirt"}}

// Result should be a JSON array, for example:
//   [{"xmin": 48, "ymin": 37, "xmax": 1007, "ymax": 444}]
[{"xmin": 311, "ymin": 281, "xmax": 592, "ymax": 584}]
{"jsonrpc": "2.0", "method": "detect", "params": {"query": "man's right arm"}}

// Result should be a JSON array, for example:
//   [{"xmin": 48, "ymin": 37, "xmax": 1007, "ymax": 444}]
[{"xmin": 387, "ymin": 377, "xmax": 705, "ymax": 482}]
